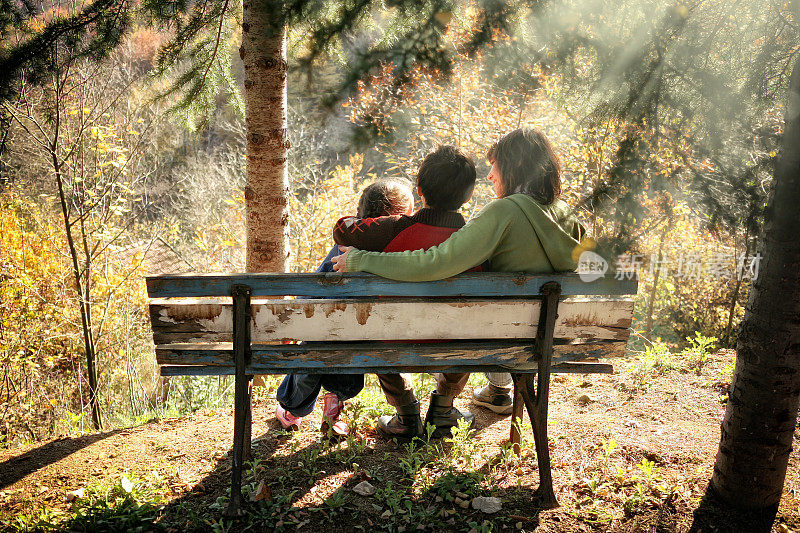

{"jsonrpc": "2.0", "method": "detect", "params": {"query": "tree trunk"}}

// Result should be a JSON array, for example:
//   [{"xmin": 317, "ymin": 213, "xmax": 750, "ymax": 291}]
[
  {"xmin": 710, "ymin": 58, "xmax": 800, "ymax": 510},
  {"xmin": 242, "ymin": 0, "xmax": 290, "ymax": 273},
  {"xmin": 723, "ymin": 232, "xmax": 750, "ymax": 347},
  {"xmin": 645, "ymin": 228, "xmax": 668, "ymax": 340},
  {"xmin": 54, "ymin": 158, "xmax": 102, "ymax": 430},
  {"xmin": 50, "ymin": 69, "xmax": 102, "ymax": 430}
]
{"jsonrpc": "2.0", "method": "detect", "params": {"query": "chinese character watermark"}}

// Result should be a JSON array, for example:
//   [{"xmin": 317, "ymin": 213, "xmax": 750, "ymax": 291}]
[{"xmin": 578, "ymin": 251, "xmax": 762, "ymax": 282}]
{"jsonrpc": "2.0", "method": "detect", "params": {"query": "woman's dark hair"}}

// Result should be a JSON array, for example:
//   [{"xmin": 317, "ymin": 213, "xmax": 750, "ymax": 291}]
[
  {"xmin": 357, "ymin": 178, "xmax": 414, "ymax": 218},
  {"xmin": 486, "ymin": 128, "xmax": 562, "ymax": 204}
]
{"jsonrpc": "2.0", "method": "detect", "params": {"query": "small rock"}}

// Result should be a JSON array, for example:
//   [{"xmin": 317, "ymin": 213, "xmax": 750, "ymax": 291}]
[
  {"xmin": 120, "ymin": 475, "xmax": 133, "ymax": 494},
  {"xmin": 576, "ymin": 394, "xmax": 595, "ymax": 406},
  {"xmin": 455, "ymin": 497, "xmax": 470, "ymax": 509},
  {"xmin": 66, "ymin": 488, "xmax": 85, "ymax": 502},
  {"xmin": 624, "ymin": 418, "xmax": 641, "ymax": 428},
  {"xmin": 471, "ymin": 496, "xmax": 502, "ymax": 514},
  {"xmin": 353, "ymin": 480, "xmax": 377, "ymax": 496},
  {"xmin": 579, "ymin": 381, "xmax": 592, "ymax": 388},
  {"xmin": 454, "ymin": 491, "xmax": 469, "ymax": 499}
]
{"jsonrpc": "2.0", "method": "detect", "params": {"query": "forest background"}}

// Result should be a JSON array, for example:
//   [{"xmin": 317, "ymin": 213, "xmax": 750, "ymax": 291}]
[{"xmin": 0, "ymin": 0, "xmax": 793, "ymax": 452}]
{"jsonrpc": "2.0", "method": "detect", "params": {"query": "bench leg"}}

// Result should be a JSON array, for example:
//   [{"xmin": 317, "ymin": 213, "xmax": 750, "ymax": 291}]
[
  {"xmin": 521, "ymin": 281, "xmax": 561, "ymax": 509},
  {"xmin": 520, "ymin": 373, "xmax": 558, "ymax": 508},
  {"xmin": 225, "ymin": 284, "xmax": 251, "ymax": 518},
  {"xmin": 224, "ymin": 372, "xmax": 251, "ymax": 517},
  {"xmin": 510, "ymin": 374, "xmax": 524, "ymax": 455}
]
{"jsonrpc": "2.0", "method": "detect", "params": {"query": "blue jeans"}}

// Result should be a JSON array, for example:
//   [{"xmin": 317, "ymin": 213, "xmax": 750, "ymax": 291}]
[
  {"xmin": 276, "ymin": 373, "xmax": 364, "ymax": 417},
  {"xmin": 276, "ymin": 246, "xmax": 364, "ymax": 417}
]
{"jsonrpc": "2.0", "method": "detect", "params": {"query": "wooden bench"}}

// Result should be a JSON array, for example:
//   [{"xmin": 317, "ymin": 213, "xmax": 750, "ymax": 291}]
[{"xmin": 146, "ymin": 272, "xmax": 637, "ymax": 516}]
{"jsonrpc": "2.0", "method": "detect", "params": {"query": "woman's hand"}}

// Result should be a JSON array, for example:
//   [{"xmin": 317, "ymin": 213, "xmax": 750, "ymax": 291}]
[{"xmin": 332, "ymin": 246, "xmax": 353, "ymax": 272}]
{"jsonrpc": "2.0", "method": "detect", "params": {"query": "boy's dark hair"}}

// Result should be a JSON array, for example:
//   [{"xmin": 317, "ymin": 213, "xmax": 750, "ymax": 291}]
[
  {"xmin": 486, "ymin": 128, "xmax": 561, "ymax": 205},
  {"xmin": 357, "ymin": 179, "xmax": 414, "ymax": 218},
  {"xmin": 417, "ymin": 145, "xmax": 476, "ymax": 211}
]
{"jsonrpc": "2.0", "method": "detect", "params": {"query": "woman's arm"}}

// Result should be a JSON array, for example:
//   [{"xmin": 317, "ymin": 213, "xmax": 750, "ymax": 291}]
[{"xmin": 341, "ymin": 201, "xmax": 511, "ymax": 281}]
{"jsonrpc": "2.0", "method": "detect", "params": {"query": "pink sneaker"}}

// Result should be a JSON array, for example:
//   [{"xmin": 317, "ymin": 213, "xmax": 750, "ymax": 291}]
[
  {"xmin": 321, "ymin": 393, "xmax": 349, "ymax": 437},
  {"xmin": 276, "ymin": 405, "xmax": 302, "ymax": 431}
]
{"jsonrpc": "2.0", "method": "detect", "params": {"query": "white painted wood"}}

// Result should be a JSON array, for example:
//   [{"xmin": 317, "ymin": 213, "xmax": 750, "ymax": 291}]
[{"xmin": 150, "ymin": 298, "xmax": 634, "ymax": 343}]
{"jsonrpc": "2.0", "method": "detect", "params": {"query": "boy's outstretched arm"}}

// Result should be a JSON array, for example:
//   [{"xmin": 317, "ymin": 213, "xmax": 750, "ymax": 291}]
[{"xmin": 332, "ymin": 215, "xmax": 409, "ymax": 252}]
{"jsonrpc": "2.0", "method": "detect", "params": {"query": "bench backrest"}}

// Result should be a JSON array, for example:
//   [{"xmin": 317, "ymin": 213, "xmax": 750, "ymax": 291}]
[{"xmin": 146, "ymin": 272, "xmax": 637, "ymax": 376}]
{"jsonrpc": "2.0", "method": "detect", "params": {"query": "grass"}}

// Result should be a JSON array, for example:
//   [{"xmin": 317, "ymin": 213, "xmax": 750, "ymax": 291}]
[
  {"xmin": 627, "ymin": 333, "xmax": 721, "ymax": 390},
  {"xmin": 1, "ymin": 470, "xmax": 167, "ymax": 532}
]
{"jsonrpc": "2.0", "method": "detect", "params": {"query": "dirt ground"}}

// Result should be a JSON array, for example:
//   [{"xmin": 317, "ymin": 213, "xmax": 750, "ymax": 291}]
[{"xmin": 1, "ymin": 349, "xmax": 799, "ymax": 532}]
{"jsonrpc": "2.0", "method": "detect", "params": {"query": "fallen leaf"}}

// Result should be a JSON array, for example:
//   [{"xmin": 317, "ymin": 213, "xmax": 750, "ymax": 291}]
[{"xmin": 250, "ymin": 480, "xmax": 272, "ymax": 502}]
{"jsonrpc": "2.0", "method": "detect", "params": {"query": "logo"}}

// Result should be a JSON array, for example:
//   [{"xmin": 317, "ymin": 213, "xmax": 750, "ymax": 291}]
[{"xmin": 578, "ymin": 251, "xmax": 608, "ymax": 282}]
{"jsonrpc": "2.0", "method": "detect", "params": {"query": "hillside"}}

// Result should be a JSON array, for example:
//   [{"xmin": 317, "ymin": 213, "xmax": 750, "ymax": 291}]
[{"xmin": 1, "ymin": 349, "xmax": 798, "ymax": 532}]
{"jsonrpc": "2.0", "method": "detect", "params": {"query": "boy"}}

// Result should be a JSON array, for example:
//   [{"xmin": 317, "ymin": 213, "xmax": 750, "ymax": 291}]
[{"xmin": 333, "ymin": 145, "xmax": 478, "ymax": 439}]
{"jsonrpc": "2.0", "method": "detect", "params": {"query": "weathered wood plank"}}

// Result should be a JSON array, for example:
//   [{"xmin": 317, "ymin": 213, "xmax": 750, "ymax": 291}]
[
  {"xmin": 159, "ymin": 361, "xmax": 614, "ymax": 376},
  {"xmin": 150, "ymin": 298, "xmax": 634, "ymax": 344},
  {"xmin": 146, "ymin": 272, "xmax": 638, "ymax": 299},
  {"xmin": 154, "ymin": 339, "xmax": 627, "ymax": 368}
]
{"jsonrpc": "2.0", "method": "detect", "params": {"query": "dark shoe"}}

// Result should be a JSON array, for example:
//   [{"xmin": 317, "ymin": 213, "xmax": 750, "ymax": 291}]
[
  {"xmin": 377, "ymin": 401, "xmax": 424, "ymax": 440},
  {"xmin": 424, "ymin": 391, "xmax": 475, "ymax": 439},
  {"xmin": 471, "ymin": 384, "xmax": 513, "ymax": 415}
]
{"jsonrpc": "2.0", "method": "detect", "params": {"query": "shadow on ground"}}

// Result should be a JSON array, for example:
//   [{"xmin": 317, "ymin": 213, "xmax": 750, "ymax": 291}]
[
  {"xmin": 0, "ymin": 430, "xmax": 121, "ymax": 490},
  {"xmin": 41, "ymin": 406, "xmax": 548, "ymax": 532}
]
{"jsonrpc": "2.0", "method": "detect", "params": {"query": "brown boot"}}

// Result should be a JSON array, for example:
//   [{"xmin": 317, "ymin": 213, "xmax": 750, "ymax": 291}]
[
  {"xmin": 377, "ymin": 401, "xmax": 424, "ymax": 440},
  {"xmin": 424, "ymin": 391, "xmax": 475, "ymax": 439}
]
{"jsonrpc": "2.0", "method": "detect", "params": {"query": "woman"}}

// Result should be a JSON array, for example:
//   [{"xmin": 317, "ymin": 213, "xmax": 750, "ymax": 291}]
[{"xmin": 332, "ymin": 128, "xmax": 585, "ymax": 432}]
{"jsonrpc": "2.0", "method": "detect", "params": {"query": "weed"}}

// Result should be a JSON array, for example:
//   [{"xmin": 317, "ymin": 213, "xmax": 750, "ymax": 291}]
[
  {"xmin": 681, "ymin": 332, "xmax": 717, "ymax": 374},
  {"xmin": 347, "ymin": 375, "xmax": 393, "ymax": 430},
  {"xmin": 629, "ymin": 342, "xmax": 678, "ymax": 388},
  {"xmin": 398, "ymin": 440, "xmax": 429, "ymax": 479},
  {"xmin": 601, "ymin": 437, "xmax": 618, "ymax": 458},
  {"xmin": 443, "ymin": 419, "xmax": 480, "ymax": 468}
]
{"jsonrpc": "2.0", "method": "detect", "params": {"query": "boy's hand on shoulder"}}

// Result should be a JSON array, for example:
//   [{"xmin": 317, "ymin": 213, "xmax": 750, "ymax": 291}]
[
  {"xmin": 333, "ymin": 214, "xmax": 406, "ymax": 250},
  {"xmin": 332, "ymin": 246, "xmax": 353, "ymax": 272}
]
